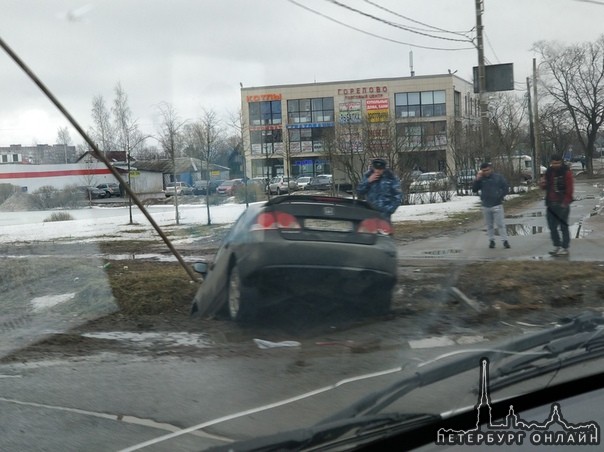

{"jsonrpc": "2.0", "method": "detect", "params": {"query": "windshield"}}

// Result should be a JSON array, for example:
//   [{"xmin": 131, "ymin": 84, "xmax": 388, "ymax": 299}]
[{"xmin": 2, "ymin": 1, "xmax": 604, "ymax": 451}]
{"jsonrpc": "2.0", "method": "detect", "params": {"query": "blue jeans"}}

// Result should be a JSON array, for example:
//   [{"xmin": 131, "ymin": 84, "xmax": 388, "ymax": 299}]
[
  {"xmin": 546, "ymin": 203, "xmax": 570, "ymax": 249},
  {"xmin": 482, "ymin": 204, "xmax": 508, "ymax": 242}
]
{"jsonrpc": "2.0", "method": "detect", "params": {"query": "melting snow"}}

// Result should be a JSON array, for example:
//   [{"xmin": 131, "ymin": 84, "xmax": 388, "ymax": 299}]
[{"xmin": 30, "ymin": 293, "xmax": 76, "ymax": 312}]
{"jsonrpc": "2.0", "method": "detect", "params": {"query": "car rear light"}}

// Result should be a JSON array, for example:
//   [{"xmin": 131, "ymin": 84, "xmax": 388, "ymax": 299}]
[
  {"xmin": 251, "ymin": 211, "xmax": 301, "ymax": 230},
  {"xmin": 358, "ymin": 218, "xmax": 393, "ymax": 235}
]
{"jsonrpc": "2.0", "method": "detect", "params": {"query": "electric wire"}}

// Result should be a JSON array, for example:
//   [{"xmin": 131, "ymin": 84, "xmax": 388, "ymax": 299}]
[
  {"xmin": 323, "ymin": 0, "xmax": 472, "ymax": 43},
  {"xmin": 361, "ymin": 0, "xmax": 474, "ymax": 37},
  {"xmin": 286, "ymin": 0, "xmax": 474, "ymax": 51}
]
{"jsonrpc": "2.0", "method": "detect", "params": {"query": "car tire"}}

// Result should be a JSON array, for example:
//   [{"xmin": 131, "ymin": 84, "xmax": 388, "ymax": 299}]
[{"xmin": 227, "ymin": 263, "xmax": 252, "ymax": 322}]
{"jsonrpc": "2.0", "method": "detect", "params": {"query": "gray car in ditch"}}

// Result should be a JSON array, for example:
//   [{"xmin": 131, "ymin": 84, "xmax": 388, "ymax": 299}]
[{"xmin": 190, "ymin": 195, "xmax": 397, "ymax": 322}]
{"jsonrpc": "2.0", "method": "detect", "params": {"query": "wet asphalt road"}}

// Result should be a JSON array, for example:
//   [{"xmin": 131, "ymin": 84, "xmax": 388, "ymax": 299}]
[{"xmin": 1, "ymin": 179, "xmax": 603, "ymax": 451}]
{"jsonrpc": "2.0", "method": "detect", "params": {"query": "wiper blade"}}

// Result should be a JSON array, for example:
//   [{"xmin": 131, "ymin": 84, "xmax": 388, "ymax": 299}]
[
  {"xmin": 207, "ymin": 412, "xmax": 440, "ymax": 452},
  {"xmin": 318, "ymin": 310, "xmax": 604, "ymax": 425},
  {"xmin": 486, "ymin": 326, "xmax": 604, "ymax": 391}
]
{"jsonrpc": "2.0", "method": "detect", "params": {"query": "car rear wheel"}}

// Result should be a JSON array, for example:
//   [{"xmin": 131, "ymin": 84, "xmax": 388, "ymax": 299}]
[{"xmin": 227, "ymin": 263, "xmax": 251, "ymax": 322}]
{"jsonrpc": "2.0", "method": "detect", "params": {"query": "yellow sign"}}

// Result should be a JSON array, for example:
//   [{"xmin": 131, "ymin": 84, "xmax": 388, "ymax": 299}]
[{"xmin": 129, "ymin": 171, "xmax": 140, "ymax": 177}]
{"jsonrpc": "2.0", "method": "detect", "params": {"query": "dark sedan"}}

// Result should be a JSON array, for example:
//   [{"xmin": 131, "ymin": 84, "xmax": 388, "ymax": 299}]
[
  {"xmin": 304, "ymin": 174, "xmax": 332, "ymax": 191},
  {"xmin": 190, "ymin": 195, "xmax": 397, "ymax": 322},
  {"xmin": 78, "ymin": 185, "xmax": 106, "ymax": 199},
  {"xmin": 193, "ymin": 179, "xmax": 224, "ymax": 195}
]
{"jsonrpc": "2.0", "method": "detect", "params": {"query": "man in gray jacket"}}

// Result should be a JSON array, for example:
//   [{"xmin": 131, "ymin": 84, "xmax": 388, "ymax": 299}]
[{"xmin": 472, "ymin": 162, "xmax": 510, "ymax": 249}]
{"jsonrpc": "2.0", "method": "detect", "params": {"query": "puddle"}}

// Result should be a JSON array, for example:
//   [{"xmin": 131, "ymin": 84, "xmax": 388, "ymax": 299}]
[
  {"xmin": 506, "ymin": 211, "xmax": 543, "ymax": 219},
  {"xmin": 422, "ymin": 249, "xmax": 463, "ymax": 256},
  {"xmin": 81, "ymin": 331, "xmax": 214, "ymax": 348},
  {"xmin": 506, "ymin": 224, "xmax": 545, "ymax": 236},
  {"xmin": 98, "ymin": 254, "xmax": 206, "ymax": 262}
]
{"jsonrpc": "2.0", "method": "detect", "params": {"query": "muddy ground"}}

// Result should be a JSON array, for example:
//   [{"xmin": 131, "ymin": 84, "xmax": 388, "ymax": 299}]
[{"xmin": 2, "ymin": 191, "xmax": 604, "ymax": 362}]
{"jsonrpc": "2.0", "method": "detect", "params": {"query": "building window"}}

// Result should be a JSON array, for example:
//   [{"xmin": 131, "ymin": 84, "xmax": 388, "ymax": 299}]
[
  {"xmin": 396, "ymin": 121, "xmax": 447, "ymax": 148},
  {"xmin": 395, "ymin": 90, "xmax": 446, "ymax": 118},
  {"xmin": 287, "ymin": 97, "xmax": 334, "ymax": 124},
  {"xmin": 250, "ymin": 129, "xmax": 282, "ymax": 155},
  {"xmin": 454, "ymin": 91, "xmax": 461, "ymax": 117},
  {"xmin": 1, "ymin": 155, "xmax": 7, "ymax": 163},
  {"xmin": 288, "ymin": 126, "xmax": 332, "ymax": 153},
  {"xmin": 249, "ymin": 100, "xmax": 282, "ymax": 126}
]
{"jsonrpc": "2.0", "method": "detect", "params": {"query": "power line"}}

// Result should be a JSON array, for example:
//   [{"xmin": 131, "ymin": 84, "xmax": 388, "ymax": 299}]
[
  {"xmin": 361, "ymin": 0, "xmax": 474, "ymax": 38},
  {"xmin": 323, "ymin": 0, "xmax": 473, "ymax": 43},
  {"xmin": 484, "ymin": 31, "xmax": 500, "ymax": 64},
  {"xmin": 286, "ymin": 0, "xmax": 474, "ymax": 51}
]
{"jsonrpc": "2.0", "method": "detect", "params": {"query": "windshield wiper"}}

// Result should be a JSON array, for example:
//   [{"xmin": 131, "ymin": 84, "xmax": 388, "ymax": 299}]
[
  {"xmin": 209, "ymin": 311, "xmax": 604, "ymax": 452},
  {"xmin": 318, "ymin": 310, "xmax": 604, "ymax": 425},
  {"xmin": 207, "ymin": 412, "xmax": 440, "ymax": 452},
  {"xmin": 485, "ymin": 325, "xmax": 604, "ymax": 392}
]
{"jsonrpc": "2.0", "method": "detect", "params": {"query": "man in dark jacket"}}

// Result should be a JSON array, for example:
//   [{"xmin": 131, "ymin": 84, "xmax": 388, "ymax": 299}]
[
  {"xmin": 472, "ymin": 162, "xmax": 510, "ymax": 249},
  {"xmin": 357, "ymin": 158, "xmax": 403, "ymax": 221},
  {"xmin": 539, "ymin": 154, "xmax": 574, "ymax": 256}
]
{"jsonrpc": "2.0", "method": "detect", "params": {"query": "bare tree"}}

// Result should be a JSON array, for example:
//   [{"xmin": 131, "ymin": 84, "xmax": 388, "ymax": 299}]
[
  {"xmin": 533, "ymin": 35, "xmax": 604, "ymax": 175},
  {"xmin": 488, "ymin": 92, "xmax": 527, "ymax": 157},
  {"xmin": 90, "ymin": 95, "xmax": 115, "ymax": 157},
  {"xmin": 486, "ymin": 92, "xmax": 530, "ymax": 188},
  {"xmin": 113, "ymin": 82, "xmax": 147, "ymax": 224},
  {"xmin": 156, "ymin": 102, "xmax": 187, "ymax": 225},
  {"xmin": 329, "ymin": 120, "xmax": 365, "ymax": 196},
  {"xmin": 183, "ymin": 109, "xmax": 223, "ymax": 225},
  {"xmin": 539, "ymin": 103, "xmax": 577, "ymax": 162},
  {"xmin": 56, "ymin": 126, "xmax": 72, "ymax": 163}
]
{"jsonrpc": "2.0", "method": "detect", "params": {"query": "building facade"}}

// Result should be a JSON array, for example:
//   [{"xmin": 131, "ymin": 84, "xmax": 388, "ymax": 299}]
[
  {"xmin": 0, "ymin": 144, "xmax": 78, "ymax": 165},
  {"xmin": 240, "ymin": 74, "xmax": 479, "ymax": 181}
]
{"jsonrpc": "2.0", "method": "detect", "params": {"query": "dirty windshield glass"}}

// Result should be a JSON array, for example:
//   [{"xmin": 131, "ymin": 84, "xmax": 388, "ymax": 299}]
[{"xmin": 1, "ymin": 1, "xmax": 604, "ymax": 451}]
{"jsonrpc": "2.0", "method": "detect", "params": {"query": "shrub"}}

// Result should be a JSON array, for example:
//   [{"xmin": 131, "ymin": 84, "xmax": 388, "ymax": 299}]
[
  {"xmin": 31, "ymin": 185, "xmax": 82, "ymax": 209},
  {"xmin": 234, "ymin": 184, "xmax": 265, "ymax": 203},
  {"xmin": 0, "ymin": 183, "xmax": 20, "ymax": 205},
  {"xmin": 43, "ymin": 212, "xmax": 74, "ymax": 222}
]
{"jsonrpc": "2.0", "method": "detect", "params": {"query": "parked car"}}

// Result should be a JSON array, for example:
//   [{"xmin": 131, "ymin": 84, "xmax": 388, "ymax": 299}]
[
  {"xmin": 246, "ymin": 177, "xmax": 269, "ymax": 193},
  {"xmin": 164, "ymin": 181, "xmax": 194, "ymax": 197},
  {"xmin": 216, "ymin": 178, "xmax": 244, "ymax": 196},
  {"xmin": 96, "ymin": 182, "xmax": 120, "ymax": 197},
  {"xmin": 294, "ymin": 176, "xmax": 312, "ymax": 190},
  {"xmin": 191, "ymin": 194, "xmax": 397, "ymax": 322},
  {"xmin": 408, "ymin": 171, "xmax": 452, "ymax": 193},
  {"xmin": 455, "ymin": 169, "xmax": 477, "ymax": 189},
  {"xmin": 267, "ymin": 176, "xmax": 297, "ymax": 195},
  {"xmin": 304, "ymin": 174, "xmax": 333, "ymax": 191},
  {"xmin": 193, "ymin": 179, "xmax": 224, "ymax": 195},
  {"xmin": 78, "ymin": 185, "xmax": 106, "ymax": 199}
]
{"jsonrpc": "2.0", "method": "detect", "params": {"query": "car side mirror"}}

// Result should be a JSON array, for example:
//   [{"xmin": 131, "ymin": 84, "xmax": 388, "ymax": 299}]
[{"xmin": 192, "ymin": 262, "xmax": 209, "ymax": 275}]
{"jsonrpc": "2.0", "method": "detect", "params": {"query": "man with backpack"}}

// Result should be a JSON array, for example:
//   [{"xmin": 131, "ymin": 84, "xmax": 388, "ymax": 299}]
[{"xmin": 539, "ymin": 154, "xmax": 574, "ymax": 256}]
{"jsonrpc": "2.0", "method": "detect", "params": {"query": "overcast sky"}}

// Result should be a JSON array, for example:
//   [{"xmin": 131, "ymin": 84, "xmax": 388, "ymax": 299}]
[{"xmin": 1, "ymin": 0, "xmax": 603, "ymax": 148}]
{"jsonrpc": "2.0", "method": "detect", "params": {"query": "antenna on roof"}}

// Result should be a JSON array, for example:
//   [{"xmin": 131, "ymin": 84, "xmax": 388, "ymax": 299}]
[{"xmin": 409, "ymin": 50, "xmax": 415, "ymax": 77}]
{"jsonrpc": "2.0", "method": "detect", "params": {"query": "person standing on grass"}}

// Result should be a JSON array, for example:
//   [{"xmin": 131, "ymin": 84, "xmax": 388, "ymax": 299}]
[
  {"xmin": 539, "ymin": 154, "xmax": 574, "ymax": 256},
  {"xmin": 357, "ymin": 158, "xmax": 403, "ymax": 222},
  {"xmin": 472, "ymin": 162, "xmax": 511, "ymax": 249}
]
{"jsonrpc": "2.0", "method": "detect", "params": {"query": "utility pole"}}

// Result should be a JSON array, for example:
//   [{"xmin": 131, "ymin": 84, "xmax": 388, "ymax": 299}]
[
  {"xmin": 475, "ymin": 0, "xmax": 488, "ymax": 161},
  {"xmin": 205, "ymin": 123, "xmax": 212, "ymax": 225},
  {"xmin": 532, "ymin": 58, "xmax": 542, "ymax": 174},
  {"xmin": 526, "ymin": 77, "xmax": 536, "ymax": 180}
]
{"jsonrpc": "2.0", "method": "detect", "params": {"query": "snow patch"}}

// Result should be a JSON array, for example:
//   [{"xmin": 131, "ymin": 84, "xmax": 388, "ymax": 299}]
[{"xmin": 30, "ymin": 293, "xmax": 76, "ymax": 312}]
